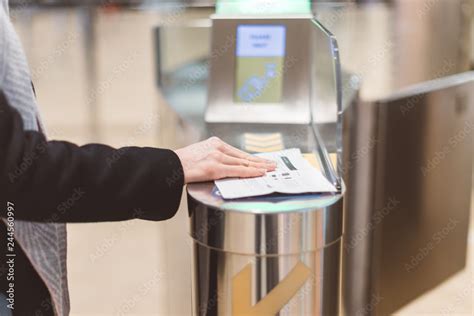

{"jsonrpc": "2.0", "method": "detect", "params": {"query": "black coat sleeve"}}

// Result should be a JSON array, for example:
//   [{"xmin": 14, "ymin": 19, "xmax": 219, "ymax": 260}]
[{"xmin": 0, "ymin": 91, "xmax": 184, "ymax": 223}]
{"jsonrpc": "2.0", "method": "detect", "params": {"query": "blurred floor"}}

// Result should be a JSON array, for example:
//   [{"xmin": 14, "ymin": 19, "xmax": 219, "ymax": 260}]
[{"xmin": 10, "ymin": 7, "xmax": 474, "ymax": 316}]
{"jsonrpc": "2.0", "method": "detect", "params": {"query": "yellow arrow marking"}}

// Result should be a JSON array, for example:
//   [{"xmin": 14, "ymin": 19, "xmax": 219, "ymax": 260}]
[
  {"xmin": 245, "ymin": 144, "xmax": 284, "ymax": 153},
  {"xmin": 243, "ymin": 133, "xmax": 284, "ymax": 153},
  {"xmin": 244, "ymin": 133, "xmax": 282, "ymax": 142},
  {"xmin": 232, "ymin": 261, "xmax": 311, "ymax": 316},
  {"xmin": 244, "ymin": 138, "xmax": 283, "ymax": 147}
]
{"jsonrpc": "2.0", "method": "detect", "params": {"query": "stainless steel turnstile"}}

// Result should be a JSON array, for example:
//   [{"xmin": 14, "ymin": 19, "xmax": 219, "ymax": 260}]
[
  {"xmin": 183, "ymin": 11, "xmax": 347, "ymax": 316},
  {"xmin": 343, "ymin": 72, "xmax": 474, "ymax": 316},
  {"xmin": 187, "ymin": 181, "xmax": 343, "ymax": 315},
  {"xmin": 154, "ymin": 2, "xmax": 472, "ymax": 315},
  {"xmin": 187, "ymin": 102, "xmax": 346, "ymax": 315}
]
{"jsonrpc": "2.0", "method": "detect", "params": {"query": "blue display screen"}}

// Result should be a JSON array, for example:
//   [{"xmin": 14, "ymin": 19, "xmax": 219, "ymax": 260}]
[
  {"xmin": 235, "ymin": 25, "xmax": 287, "ymax": 103},
  {"xmin": 236, "ymin": 25, "xmax": 286, "ymax": 57}
]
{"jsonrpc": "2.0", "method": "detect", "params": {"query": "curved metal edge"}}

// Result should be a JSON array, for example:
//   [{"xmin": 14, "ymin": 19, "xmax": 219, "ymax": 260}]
[
  {"xmin": 186, "ymin": 182, "xmax": 345, "ymax": 215},
  {"xmin": 188, "ymin": 192, "xmax": 344, "ymax": 255}
]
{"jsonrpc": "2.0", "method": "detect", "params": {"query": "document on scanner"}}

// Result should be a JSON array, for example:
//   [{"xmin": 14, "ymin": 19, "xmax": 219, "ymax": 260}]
[{"xmin": 215, "ymin": 148, "xmax": 337, "ymax": 199}]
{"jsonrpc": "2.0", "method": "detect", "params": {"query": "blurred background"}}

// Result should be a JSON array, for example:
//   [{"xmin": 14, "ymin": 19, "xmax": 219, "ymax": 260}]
[{"xmin": 7, "ymin": 0, "xmax": 474, "ymax": 315}]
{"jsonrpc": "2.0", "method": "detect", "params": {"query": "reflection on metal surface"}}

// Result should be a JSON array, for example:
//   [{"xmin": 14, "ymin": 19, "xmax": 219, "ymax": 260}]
[
  {"xmin": 206, "ymin": 123, "xmax": 348, "ymax": 191},
  {"xmin": 205, "ymin": 15, "xmax": 313, "ymax": 125},
  {"xmin": 188, "ymin": 181, "xmax": 344, "ymax": 315},
  {"xmin": 188, "ymin": 181, "xmax": 344, "ymax": 216},
  {"xmin": 151, "ymin": 1, "xmax": 472, "ymax": 314},
  {"xmin": 204, "ymin": 15, "xmax": 346, "ymax": 191},
  {"xmin": 343, "ymin": 72, "xmax": 474, "ymax": 315},
  {"xmin": 232, "ymin": 261, "xmax": 311, "ymax": 315},
  {"xmin": 243, "ymin": 133, "xmax": 284, "ymax": 152},
  {"xmin": 154, "ymin": 18, "xmax": 211, "ymax": 129}
]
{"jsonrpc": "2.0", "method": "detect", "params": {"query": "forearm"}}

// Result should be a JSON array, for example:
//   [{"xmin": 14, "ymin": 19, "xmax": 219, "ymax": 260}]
[{"xmin": 0, "ymin": 92, "xmax": 184, "ymax": 223}]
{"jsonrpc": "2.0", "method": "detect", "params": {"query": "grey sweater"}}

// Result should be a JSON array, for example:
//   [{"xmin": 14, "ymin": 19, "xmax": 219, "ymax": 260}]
[{"xmin": 0, "ymin": 1, "xmax": 69, "ymax": 315}]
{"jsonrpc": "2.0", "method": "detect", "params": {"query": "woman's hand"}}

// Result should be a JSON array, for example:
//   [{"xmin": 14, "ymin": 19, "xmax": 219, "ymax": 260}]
[{"xmin": 174, "ymin": 137, "xmax": 277, "ymax": 184}]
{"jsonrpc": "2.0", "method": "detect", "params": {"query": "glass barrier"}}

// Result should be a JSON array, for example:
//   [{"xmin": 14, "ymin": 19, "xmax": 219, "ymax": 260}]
[{"xmin": 310, "ymin": 18, "xmax": 342, "ymax": 190}]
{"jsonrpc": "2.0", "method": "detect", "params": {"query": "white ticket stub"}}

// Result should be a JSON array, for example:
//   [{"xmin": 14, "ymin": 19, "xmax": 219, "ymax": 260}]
[{"xmin": 215, "ymin": 148, "xmax": 337, "ymax": 199}]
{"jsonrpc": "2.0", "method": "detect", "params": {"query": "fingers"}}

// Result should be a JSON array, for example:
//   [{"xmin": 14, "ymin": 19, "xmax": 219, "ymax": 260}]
[
  {"xmin": 218, "ymin": 165, "xmax": 266, "ymax": 179},
  {"xmin": 211, "ymin": 138, "xmax": 276, "ymax": 166},
  {"xmin": 221, "ymin": 143, "xmax": 267, "ymax": 162},
  {"xmin": 217, "ymin": 153, "xmax": 276, "ymax": 171},
  {"xmin": 205, "ymin": 137, "xmax": 278, "ymax": 180}
]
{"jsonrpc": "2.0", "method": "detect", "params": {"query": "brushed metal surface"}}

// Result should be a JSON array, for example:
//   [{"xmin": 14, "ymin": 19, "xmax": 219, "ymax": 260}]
[
  {"xmin": 187, "ymin": 183, "xmax": 344, "ymax": 315},
  {"xmin": 343, "ymin": 72, "xmax": 474, "ymax": 316},
  {"xmin": 206, "ymin": 123, "xmax": 316, "ymax": 153},
  {"xmin": 152, "ymin": 1, "xmax": 473, "ymax": 314},
  {"xmin": 188, "ymin": 182, "xmax": 344, "ymax": 254},
  {"xmin": 205, "ymin": 16, "xmax": 313, "ymax": 124},
  {"xmin": 205, "ymin": 121, "xmax": 347, "ymax": 192},
  {"xmin": 373, "ymin": 73, "xmax": 474, "ymax": 315},
  {"xmin": 191, "ymin": 239, "xmax": 342, "ymax": 316}
]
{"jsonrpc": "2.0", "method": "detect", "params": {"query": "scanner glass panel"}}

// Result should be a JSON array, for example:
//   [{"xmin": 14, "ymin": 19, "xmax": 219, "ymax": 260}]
[{"xmin": 234, "ymin": 25, "xmax": 286, "ymax": 103}]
